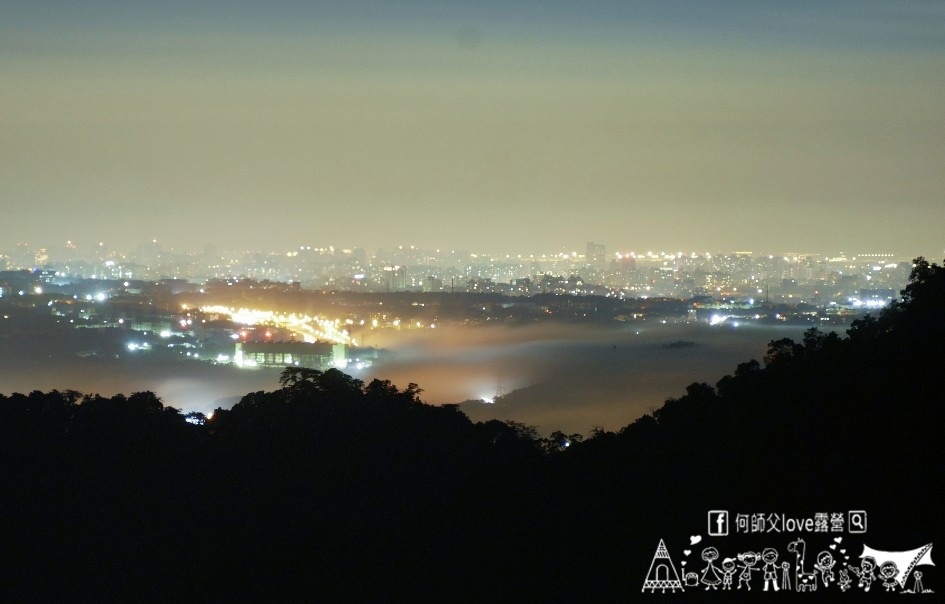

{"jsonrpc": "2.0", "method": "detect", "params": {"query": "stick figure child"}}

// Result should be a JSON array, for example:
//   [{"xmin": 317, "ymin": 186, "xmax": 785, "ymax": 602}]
[
  {"xmin": 814, "ymin": 550, "xmax": 836, "ymax": 587},
  {"xmin": 847, "ymin": 556, "xmax": 876, "ymax": 592},
  {"xmin": 720, "ymin": 558, "xmax": 737, "ymax": 590},
  {"xmin": 737, "ymin": 551, "xmax": 759, "ymax": 590},
  {"xmin": 761, "ymin": 548, "xmax": 780, "ymax": 591},
  {"xmin": 878, "ymin": 561, "xmax": 898, "ymax": 592},
  {"xmin": 781, "ymin": 562, "xmax": 792, "ymax": 591}
]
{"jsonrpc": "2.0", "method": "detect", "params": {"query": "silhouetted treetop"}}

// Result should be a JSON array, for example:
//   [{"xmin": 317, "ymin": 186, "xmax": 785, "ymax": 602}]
[
  {"xmin": 2, "ymin": 258, "xmax": 942, "ymax": 601},
  {"xmin": 579, "ymin": 257, "xmax": 945, "ymax": 507}
]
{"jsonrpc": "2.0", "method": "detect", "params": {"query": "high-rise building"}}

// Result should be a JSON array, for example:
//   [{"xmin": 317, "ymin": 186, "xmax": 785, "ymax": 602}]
[
  {"xmin": 586, "ymin": 241, "xmax": 606, "ymax": 269},
  {"xmin": 384, "ymin": 265, "xmax": 407, "ymax": 291}
]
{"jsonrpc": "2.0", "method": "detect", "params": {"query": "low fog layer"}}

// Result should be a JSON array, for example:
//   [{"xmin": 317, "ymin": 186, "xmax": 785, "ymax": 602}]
[
  {"xmin": 0, "ymin": 354, "xmax": 284, "ymax": 414},
  {"xmin": 353, "ymin": 321, "xmax": 813, "ymax": 433},
  {"xmin": 0, "ymin": 322, "xmax": 813, "ymax": 434}
]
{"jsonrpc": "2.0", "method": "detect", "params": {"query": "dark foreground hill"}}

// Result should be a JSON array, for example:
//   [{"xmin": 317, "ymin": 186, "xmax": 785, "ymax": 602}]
[{"xmin": 2, "ymin": 259, "xmax": 943, "ymax": 600}]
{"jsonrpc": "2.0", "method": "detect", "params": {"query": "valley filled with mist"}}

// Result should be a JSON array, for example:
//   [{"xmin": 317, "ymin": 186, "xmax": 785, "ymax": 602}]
[{"xmin": 0, "ymin": 320, "xmax": 813, "ymax": 434}]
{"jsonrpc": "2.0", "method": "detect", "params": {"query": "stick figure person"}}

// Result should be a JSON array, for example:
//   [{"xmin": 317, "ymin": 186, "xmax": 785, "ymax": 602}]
[
  {"xmin": 737, "ymin": 552, "xmax": 759, "ymax": 590},
  {"xmin": 781, "ymin": 561, "xmax": 792, "ymax": 591},
  {"xmin": 847, "ymin": 557, "xmax": 876, "ymax": 592},
  {"xmin": 700, "ymin": 547, "xmax": 722, "ymax": 590},
  {"xmin": 814, "ymin": 551, "xmax": 836, "ymax": 587},
  {"xmin": 878, "ymin": 561, "xmax": 898, "ymax": 592},
  {"xmin": 761, "ymin": 548, "xmax": 780, "ymax": 591},
  {"xmin": 721, "ymin": 558, "xmax": 737, "ymax": 590}
]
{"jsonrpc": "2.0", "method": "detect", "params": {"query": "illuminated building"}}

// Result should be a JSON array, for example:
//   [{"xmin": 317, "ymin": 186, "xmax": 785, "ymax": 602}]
[{"xmin": 234, "ymin": 341, "xmax": 346, "ymax": 369}]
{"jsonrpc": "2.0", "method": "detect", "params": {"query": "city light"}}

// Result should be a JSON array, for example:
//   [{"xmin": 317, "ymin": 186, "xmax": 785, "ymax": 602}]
[{"xmin": 199, "ymin": 305, "xmax": 357, "ymax": 346}]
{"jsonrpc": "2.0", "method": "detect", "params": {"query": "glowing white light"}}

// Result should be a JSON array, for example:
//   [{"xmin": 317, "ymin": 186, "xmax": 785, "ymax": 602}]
[{"xmin": 159, "ymin": 330, "xmax": 171, "ymax": 338}]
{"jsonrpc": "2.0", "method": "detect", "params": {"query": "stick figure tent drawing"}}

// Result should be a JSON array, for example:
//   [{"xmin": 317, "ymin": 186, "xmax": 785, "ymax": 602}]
[
  {"xmin": 643, "ymin": 539, "xmax": 685, "ymax": 593},
  {"xmin": 860, "ymin": 544, "xmax": 933, "ymax": 589}
]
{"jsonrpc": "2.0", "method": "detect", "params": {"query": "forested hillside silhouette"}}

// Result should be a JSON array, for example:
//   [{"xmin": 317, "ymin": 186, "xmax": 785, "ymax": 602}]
[{"xmin": 2, "ymin": 259, "xmax": 942, "ymax": 600}]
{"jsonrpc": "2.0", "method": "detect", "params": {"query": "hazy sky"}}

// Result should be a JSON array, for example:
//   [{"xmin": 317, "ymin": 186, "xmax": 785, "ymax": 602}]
[{"xmin": 2, "ymin": 1, "xmax": 944, "ymax": 256}]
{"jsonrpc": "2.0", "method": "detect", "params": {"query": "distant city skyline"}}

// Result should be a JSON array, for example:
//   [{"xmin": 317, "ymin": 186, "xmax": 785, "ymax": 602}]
[
  {"xmin": 3, "ymin": 1, "xmax": 944, "ymax": 256},
  {"xmin": 1, "ymin": 235, "xmax": 916, "ymax": 306},
  {"xmin": 0, "ymin": 237, "xmax": 925, "ymax": 264}
]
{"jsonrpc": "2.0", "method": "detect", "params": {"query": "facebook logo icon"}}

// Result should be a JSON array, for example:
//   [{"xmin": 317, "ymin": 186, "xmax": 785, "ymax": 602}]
[{"xmin": 708, "ymin": 510, "xmax": 729, "ymax": 536}]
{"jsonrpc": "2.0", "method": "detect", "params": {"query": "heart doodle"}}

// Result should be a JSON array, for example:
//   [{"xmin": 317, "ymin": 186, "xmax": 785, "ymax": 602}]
[{"xmin": 684, "ymin": 550, "xmax": 692, "ymax": 556}]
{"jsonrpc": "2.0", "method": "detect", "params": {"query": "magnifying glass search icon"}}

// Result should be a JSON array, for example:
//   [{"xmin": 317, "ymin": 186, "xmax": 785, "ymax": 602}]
[{"xmin": 849, "ymin": 511, "xmax": 867, "ymax": 533}]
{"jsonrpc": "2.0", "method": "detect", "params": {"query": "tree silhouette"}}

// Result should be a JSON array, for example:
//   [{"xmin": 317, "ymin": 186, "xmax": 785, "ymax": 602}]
[{"xmin": 2, "ymin": 258, "xmax": 942, "ymax": 600}]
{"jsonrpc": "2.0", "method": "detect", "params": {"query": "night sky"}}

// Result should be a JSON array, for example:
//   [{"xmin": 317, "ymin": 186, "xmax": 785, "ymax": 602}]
[{"xmin": 3, "ymin": 1, "xmax": 944, "ymax": 255}]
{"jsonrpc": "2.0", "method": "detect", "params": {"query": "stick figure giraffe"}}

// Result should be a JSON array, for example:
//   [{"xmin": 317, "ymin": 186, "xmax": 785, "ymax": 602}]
[{"xmin": 787, "ymin": 539, "xmax": 818, "ymax": 592}]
